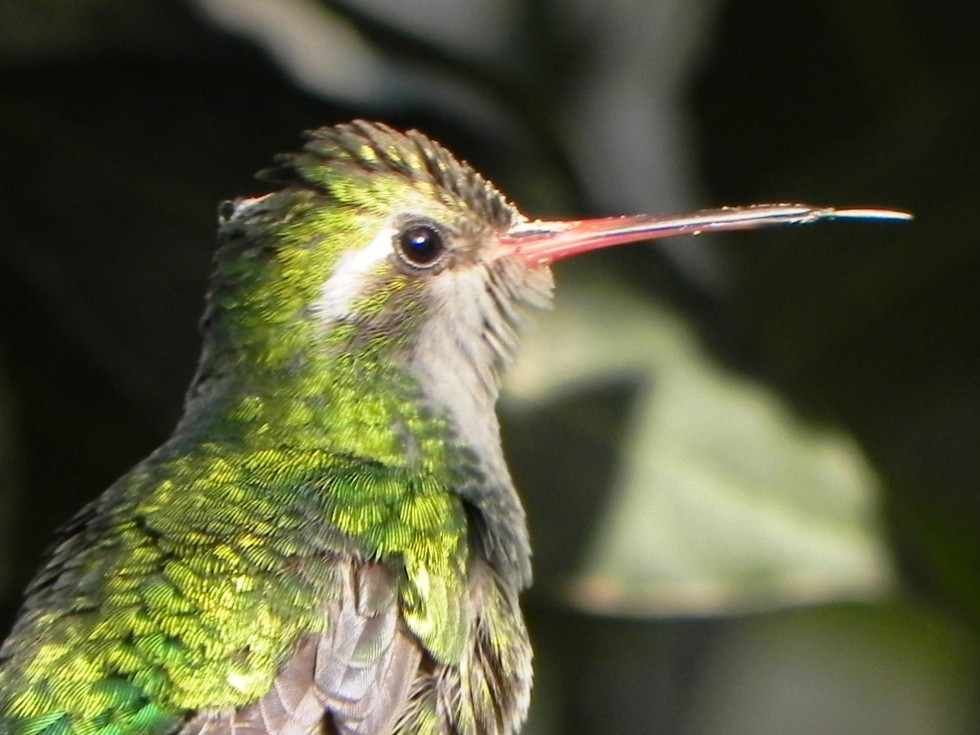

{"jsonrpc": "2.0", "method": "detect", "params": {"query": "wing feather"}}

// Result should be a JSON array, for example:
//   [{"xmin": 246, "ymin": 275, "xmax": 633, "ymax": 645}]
[{"xmin": 179, "ymin": 561, "xmax": 420, "ymax": 735}]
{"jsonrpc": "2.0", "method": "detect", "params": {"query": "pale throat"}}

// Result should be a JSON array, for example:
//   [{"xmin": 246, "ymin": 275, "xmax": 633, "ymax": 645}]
[{"xmin": 408, "ymin": 266, "xmax": 513, "ymax": 482}]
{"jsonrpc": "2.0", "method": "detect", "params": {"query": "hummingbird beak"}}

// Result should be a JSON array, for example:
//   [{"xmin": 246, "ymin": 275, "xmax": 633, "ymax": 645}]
[{"xmin": 499, "ymin": 204, "xmax": 912, "ymax": 266}]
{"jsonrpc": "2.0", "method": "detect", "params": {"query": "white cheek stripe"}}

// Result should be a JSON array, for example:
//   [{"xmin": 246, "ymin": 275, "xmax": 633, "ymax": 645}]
[{"xmin": 312, "ymin": 226, "xmax": 396, "ymax": 323}]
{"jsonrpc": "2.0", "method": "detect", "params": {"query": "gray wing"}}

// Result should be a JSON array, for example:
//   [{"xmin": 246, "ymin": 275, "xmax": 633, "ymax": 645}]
[{"xmin": 180, "ymin": 562, "xmax": 423, "ymax": 735}]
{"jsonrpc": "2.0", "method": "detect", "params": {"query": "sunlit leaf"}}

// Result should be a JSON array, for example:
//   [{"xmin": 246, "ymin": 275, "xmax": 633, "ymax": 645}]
[{"xmin": 505, "ymin": 265, "xmax": 893, "ymax": 615}]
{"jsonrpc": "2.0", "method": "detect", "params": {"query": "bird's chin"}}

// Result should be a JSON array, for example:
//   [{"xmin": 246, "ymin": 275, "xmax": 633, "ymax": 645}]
[{"xmin": 490, "ymin": 255, "xmax": 555, "ymax": 315}]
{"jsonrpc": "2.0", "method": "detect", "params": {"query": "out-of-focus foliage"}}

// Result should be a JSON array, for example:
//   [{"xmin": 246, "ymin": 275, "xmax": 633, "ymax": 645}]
[
  {"xmin": 1, "ymin": 0, "xmax": 977, "ymax": 733},
  {"xmin": 687, "ymin": 604, "xmax": 976, "ymax": 735},
  {"xmin": 506, "ymin": 267, "xmax": 892, "ymax": 615}
]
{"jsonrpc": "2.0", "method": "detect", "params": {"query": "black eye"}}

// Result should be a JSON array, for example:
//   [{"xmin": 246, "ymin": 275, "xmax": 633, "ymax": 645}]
[{"xmin": 397, "ymin": 224, "xmax": 445, "ymax": 268}]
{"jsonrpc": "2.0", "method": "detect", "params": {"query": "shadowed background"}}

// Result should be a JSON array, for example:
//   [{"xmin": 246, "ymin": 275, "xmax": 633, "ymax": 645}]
[{"xmin": 1, "ymin": 1, "xmax": 978, "ymax": 733}]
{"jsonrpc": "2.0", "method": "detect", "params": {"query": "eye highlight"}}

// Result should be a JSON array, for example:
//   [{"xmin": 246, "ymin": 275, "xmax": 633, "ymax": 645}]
[{"xmin": 395, "ymin": 223, "xmax": 446, "ymax": 269}]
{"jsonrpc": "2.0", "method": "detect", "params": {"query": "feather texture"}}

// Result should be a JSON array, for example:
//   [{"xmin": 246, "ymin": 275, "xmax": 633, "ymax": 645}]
[{"xmin": 0, "ymin": 122, "xmax": 540, "ymax": 735}]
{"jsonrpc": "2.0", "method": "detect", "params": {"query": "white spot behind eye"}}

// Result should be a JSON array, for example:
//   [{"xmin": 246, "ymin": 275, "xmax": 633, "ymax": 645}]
[{"xmin": 312, "ymin": 226, "xmax": 397, "ymax": 323}]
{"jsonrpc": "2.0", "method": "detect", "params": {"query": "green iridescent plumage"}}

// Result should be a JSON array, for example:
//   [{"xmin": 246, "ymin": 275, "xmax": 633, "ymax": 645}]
[
  {"xmin": 0, "ymin": 121, "xmax": 540, "ymax": 735},
  {"xmin": 0, "ymin": 120, "xmax": 908, "ymax": 735}
]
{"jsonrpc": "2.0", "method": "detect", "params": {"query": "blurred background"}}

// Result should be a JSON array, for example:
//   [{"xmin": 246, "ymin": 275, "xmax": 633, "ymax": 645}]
[{"xmin": 1, "ymin": 0, "xmax": 978, "ymax": 733}]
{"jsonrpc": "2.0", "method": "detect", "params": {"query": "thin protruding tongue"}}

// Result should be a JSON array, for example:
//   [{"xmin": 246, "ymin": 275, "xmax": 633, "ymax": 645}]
[{"xmin": 500, "ymin": 204, "xmax": 912, "ymax": 265}]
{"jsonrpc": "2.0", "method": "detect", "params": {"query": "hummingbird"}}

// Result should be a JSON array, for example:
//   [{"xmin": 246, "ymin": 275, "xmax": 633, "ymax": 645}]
[{"xmin": 0, "ymin": 121, "xmax": 909, "ymax": 735}]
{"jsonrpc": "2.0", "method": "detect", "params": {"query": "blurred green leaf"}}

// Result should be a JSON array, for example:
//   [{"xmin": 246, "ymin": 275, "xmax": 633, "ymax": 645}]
[{"xmin": 505, "ymin": 264, "xmax": 893, "ymax": 615}]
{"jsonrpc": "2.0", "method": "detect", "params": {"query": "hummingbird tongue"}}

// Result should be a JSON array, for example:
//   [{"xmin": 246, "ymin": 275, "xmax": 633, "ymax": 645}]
[{"xmin": 499, "ymin": 204, "xmax": 912, "ymax": 265}]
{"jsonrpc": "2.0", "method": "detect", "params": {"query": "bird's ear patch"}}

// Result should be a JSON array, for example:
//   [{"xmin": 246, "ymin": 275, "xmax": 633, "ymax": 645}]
[{"xmin": 311, "ymin": 225, "xmax": 398, "ymax": 326}]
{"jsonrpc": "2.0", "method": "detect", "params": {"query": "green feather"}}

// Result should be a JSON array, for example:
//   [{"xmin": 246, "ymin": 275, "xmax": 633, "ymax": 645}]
[{"xmin": 0, "ymin": 121, "xmax": 537, "ymax": 735}]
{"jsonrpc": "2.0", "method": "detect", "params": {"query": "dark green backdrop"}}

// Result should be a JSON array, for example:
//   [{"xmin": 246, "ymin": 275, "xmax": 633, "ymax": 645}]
[{"xmin": 1, "ymin": 1, "xmax": 977, "ymax": 733}]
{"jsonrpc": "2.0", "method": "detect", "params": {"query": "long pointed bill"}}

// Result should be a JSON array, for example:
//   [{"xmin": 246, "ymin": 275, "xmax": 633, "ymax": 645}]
[{"xmin": 499, "ymin": 203, "xmax": 912, "ymax": 266}]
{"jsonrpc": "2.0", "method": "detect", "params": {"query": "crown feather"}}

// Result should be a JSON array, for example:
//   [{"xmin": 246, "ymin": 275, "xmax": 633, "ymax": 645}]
[{"xmin": 258, "ymin": 120, "xmax": 518, "ymax": 230}]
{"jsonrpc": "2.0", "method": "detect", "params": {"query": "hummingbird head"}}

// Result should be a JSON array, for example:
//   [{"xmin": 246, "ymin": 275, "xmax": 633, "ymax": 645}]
[
  {"xmin": 188, "ymin": 120, "xmax": 908, "ymax": 580},
  {"xmin": 196, "ymin": 123, "xmax": 560, "ymax": 509},
  {"xmin": 204, "ymin": 122, "xmax": 552, "ymax": 393}
]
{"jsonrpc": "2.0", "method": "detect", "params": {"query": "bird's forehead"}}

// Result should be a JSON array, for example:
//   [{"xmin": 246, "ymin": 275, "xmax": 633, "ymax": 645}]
[{"xmin": 309, "ymin": 169, "xmax": 495, "ymax": 239}]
